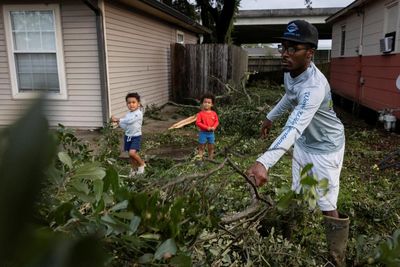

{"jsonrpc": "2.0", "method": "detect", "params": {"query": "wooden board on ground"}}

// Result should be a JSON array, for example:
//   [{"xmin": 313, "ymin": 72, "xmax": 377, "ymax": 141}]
[{"xmin": 168, "ymin": 115, "xmax": 197, "ymax": 130}]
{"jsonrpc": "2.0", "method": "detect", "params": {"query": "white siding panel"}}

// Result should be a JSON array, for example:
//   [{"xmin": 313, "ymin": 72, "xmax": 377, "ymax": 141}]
[
  {"xmin": 340, "ymin": 12, "xmax": 362, "ymax": 57},
  {"xmin": 331, "ymin": 21, "xmax": 346, "ymax": 58},
  {"xmin": 104, "ymin": 2, "xmax": 198, "ymax": 118},
  {"xmin": 0, "ymin": 2, "xmax": 103, "ymax": 128},
  {"xmin": 184, "ymin": 30, "xmax": 198, "ymax": 44},
  {"xmin": 331, "ymin": 0, "xmax": 389, "ymax": 58},
  {"xmin": 0, "ymin": 5, "xmax": 15, "ymax": 126},
  {"xmin": 362, "ymin": 0, "xmax": 385, "ymax": 56}
]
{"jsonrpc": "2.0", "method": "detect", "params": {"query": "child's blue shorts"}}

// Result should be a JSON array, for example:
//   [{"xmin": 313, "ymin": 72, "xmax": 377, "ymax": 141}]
[
  {"xmin": 124, "ymin": 135, "xmax": 141, "ymax": 151},
  {"xmin": 198, "ymin": 131, "xmax": 215, "ymax": 144}
]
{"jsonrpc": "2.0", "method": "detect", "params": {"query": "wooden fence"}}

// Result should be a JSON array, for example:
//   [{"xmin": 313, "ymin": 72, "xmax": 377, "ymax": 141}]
[
  {"xmin": 171, "ymin": 43, "xmax": 248, "ymax": 102},
  {"xmin": 248, "ymin": 57, "xmax": 282, "ymax": 73},
  {"xmin": 248, "ymin": 50, "xmax": 331, "ymax": 73}
]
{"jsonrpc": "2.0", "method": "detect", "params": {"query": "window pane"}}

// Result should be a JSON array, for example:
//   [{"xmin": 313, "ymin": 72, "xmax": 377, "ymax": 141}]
[
  {"xmin": 15, "ymin": 53, "xmax": 32, "ymax": 73},
  {"xmin": 25, "ymin": 11, "xmax": 41, "ymax": 31},
  {"xmin": 10, "ymin": 10, "xmax": 56, "ymax": 52},
  {"xmin": 40, "ymin": 11, "xmax": 54, "ymax": 31},
  {"xmin": 13, "ymin": 32, "xmax": 28, "ymax": 50},
  {"xmin": 18, "ymin": 73, "xmax": 33, "ymax": 90},
  {"xmin": 44, "ymin": 54, "xmax": 58, "ymax": 73},
  {"xmin": 47, "ymin": 74, "xmax": 60, "ymax": 90},
  {"xmin": 42, "ymin": 32, "xmax": 56, "ymax": 50},
  {"xmin": 10, "ymin": 11, "xmax": 26, "ymax": 31},
  {"xmin": 387, "ymin": 3, "xmax": 398, "ymax": 33},
  {"xmin": 31, "ymin": 54, "xmax": 46, "ymax": 73},
  {"xmin": 27, "ymin": 32, "xmax": 42, "ymax": 50},
  {"xmin": 32, "ymin": 74, "xmax": 47, "ymax": 89},
  {"xmin": 15, "ymin": 53, "xmax": 59, "ymax": 92}
]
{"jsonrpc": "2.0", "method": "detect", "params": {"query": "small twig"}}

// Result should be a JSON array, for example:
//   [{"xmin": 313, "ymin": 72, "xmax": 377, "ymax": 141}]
[
  {"xmin": 217, "ymin": 231, "xmax": 244, "ymax": 259},
  {"xmin": 161, "ymin": 158, "xmax": 228, "ymax": 190},
  {"xmin": 209, "ymin": 75, "xmax": 240, "ymax": 95}
]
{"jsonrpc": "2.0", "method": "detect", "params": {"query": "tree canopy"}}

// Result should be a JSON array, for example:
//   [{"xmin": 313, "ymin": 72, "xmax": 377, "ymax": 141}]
[{"xmin": 164, "ymin": 0, "xmax": 241, "ymax": 44}]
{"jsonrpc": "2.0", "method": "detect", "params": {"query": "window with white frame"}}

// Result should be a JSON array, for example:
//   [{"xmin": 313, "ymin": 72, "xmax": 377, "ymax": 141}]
[
  {"xmin": 176, "ymin": 30, "xmax": 184, "ymax": 44},
  {"xmin": 340, "ymin": 25, "xmax": 346, "ymax": 56},
  {"xmin": 3, "ymin": 5, "xmax": 66, "ymax": 99},
  {"xmin": 384, "ymin": 2, "xmax": 398, "ymax": 52},
  {"xmin": 386, "ymin": 2, "xmax": 399, "ymax": 33}
]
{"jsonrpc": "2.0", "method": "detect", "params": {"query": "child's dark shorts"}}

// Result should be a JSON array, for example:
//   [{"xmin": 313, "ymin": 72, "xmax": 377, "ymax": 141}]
[{"xmin": 124, "ymin": 135, "xmax": 141, "ymax": 151}]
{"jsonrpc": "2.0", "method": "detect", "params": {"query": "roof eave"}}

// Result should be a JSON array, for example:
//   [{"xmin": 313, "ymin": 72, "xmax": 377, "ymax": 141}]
[
  {"xmin": 326, "ymin": 0, "xmax": 374, "ymax": 24},
  {"xmin": 114, "ymin": 0, "xmax": 211, "ymax": 34}
]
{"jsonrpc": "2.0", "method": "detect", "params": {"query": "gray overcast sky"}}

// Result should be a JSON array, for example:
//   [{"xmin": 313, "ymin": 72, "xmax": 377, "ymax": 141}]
[{"xmin": 239, "ymin": 0, "xmax": 354, "ymax": 10}]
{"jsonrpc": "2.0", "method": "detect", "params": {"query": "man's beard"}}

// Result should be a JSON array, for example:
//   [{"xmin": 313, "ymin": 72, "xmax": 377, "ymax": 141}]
[{"xmin": 282, "ymin": 67, "xmax": 290, "ymax": 73}]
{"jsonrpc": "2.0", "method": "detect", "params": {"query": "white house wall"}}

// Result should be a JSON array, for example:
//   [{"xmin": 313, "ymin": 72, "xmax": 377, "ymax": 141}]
[
  {"xmin": 0, "ymin": 2, "xmax": 103, "ymax": 128},
  {"xmin": 331, "ymin": 0, "xmax": 391, "ymax": 58},
  {"xmin": 329, "ymin": 0, "xmax": 400, "ymax": 119},
  {"xmin": 362, "ymin": 0, "xmax": 384, "ymax": 56},
  {"xmin": 103, "ymin": 2, "xmax": 198, "ymax": 118},
  {"xmin": 331, "ymin": 11, "xmax": 362, "ymax": 57}
]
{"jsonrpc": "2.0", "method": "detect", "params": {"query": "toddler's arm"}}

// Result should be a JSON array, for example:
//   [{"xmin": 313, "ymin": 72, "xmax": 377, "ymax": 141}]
[
  {"xmin": 111, "ymin": 115, "xmax": 119, "ymax": 123},
  {"xmin": 211, "ymin": 112, "xmax": 219, "ymax": 130}
]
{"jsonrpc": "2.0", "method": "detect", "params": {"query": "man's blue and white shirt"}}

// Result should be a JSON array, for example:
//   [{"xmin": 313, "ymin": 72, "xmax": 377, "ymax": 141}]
[{"xmin": 257, "ymin": 62, "xmax": 345, "ymax": 169}]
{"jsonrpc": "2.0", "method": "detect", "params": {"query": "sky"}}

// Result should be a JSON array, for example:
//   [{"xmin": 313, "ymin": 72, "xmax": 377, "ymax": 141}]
[{"xmin": 239, "ymin": 0, "xmax": 354, "ymax": 10}]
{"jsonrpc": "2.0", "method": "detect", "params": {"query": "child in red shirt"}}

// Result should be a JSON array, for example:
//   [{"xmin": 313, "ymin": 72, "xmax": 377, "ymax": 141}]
[{"xmin": 196, "ymin": 93, "xmax": 219, "ymax": 159}]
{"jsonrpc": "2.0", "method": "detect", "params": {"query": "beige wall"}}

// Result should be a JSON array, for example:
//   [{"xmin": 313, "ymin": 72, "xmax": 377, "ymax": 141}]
[
  {"xmin": 0, "ymin": 1, "xmax": 103, "ymax": 128},
  {"xmin": 362, "ymin": 0, "xmax": 385, "ymax": 56},
  {"xmin": 331, "ymin": 0, "xmax": 397, "ymax": 58},
  {"xmin": 103, "ymin": 2, "xmax": 198, "ymax": 118}
]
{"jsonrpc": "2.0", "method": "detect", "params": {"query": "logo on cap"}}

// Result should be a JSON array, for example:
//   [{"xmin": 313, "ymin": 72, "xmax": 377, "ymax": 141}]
[{"xmin": 286, "ymin": 23, "xmax": 299, "ymax": 33}]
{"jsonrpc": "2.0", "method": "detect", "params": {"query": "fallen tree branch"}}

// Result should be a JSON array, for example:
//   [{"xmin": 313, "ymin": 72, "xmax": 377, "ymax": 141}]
[
  {"xmin": 217, "ymin": 157, "xmax": 274, "ymax": 224},
  {"xmin": 221, "ymin": 201, "xmax": 262, "ymax": 224},
  {"xmin": 161, "ymin": 158, "xmax": 228, "ymax": 190},
  {"xmin": 226, "ymin": 157, "xmax": 271, "ymax": 205}
]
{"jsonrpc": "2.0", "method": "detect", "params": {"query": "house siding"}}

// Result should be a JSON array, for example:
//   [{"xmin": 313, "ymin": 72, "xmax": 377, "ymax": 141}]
[
  {"xmin": 360, "ymin": 55, "xmax": 400, "ymax": 115},
  {"xmin": 330, "ymin": 0, "xmax": 400, "ymax": 119},
  {"xmin": 103, "ymin": 2, "xmax": 198, "ymax": 118},
  {"xmin": 362, "ymin": 0, "xmax": 384, "ymax": 56},
  {"xmin": 0, "ymin": 1, "xmax": 103, "ymax": 128}
]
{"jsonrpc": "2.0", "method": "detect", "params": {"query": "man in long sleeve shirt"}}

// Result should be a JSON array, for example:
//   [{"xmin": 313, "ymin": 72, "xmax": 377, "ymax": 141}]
[{"xmin": 247, "ymin": 20, "xmax": 348, "ymax": 266}]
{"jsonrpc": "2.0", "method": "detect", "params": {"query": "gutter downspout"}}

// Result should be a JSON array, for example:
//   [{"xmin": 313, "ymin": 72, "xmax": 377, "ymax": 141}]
[
  {"xmin": 83, "ymin": 0, "xmax": 110, "ymax": 125},
  {"xmin": 356, "ymin": 7, "xmax": 365, "ymax": 107}
]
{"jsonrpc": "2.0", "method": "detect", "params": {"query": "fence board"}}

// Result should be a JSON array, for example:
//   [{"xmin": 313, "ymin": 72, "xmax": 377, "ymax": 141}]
[{"xmin": 171, "ymin": 43, "xmax": 248, "ymax": 102}]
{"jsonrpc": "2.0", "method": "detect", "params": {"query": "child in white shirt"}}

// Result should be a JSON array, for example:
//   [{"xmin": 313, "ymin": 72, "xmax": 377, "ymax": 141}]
[{"xmin": 112, "ymin": 92, "xmax": 145, "ymax": 176}]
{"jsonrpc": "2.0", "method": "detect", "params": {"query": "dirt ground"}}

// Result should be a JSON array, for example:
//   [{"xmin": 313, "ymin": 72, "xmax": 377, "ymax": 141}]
[{"xmin": 75, "ymin": 104, "xmax": 196, "ymax": 160}]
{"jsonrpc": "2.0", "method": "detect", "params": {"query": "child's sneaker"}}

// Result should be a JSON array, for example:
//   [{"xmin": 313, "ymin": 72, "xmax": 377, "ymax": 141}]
[
  {"xmin": 137, "ymin": 164, "xmax": 146, "ymax": 174},
  {"xmin": 129, "ymin": 168, "xmax": 136, "ymax": 178}
]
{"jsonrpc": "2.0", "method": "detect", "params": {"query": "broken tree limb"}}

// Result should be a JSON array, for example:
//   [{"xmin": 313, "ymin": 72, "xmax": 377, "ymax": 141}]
[
  {"xmin": 226, "ymin": 157, "xmax": 271, "ymax": 205},
  {"xmin": 161, "ymin": 158, "xmax": 228, "ymax": 190},
  {"xmin": 219, "ymin": 157, "xmax": 274, "ymax": 224},
  {"xmin": 221, "ymin": 201, "xmax": 263, "ymax": 224}
]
